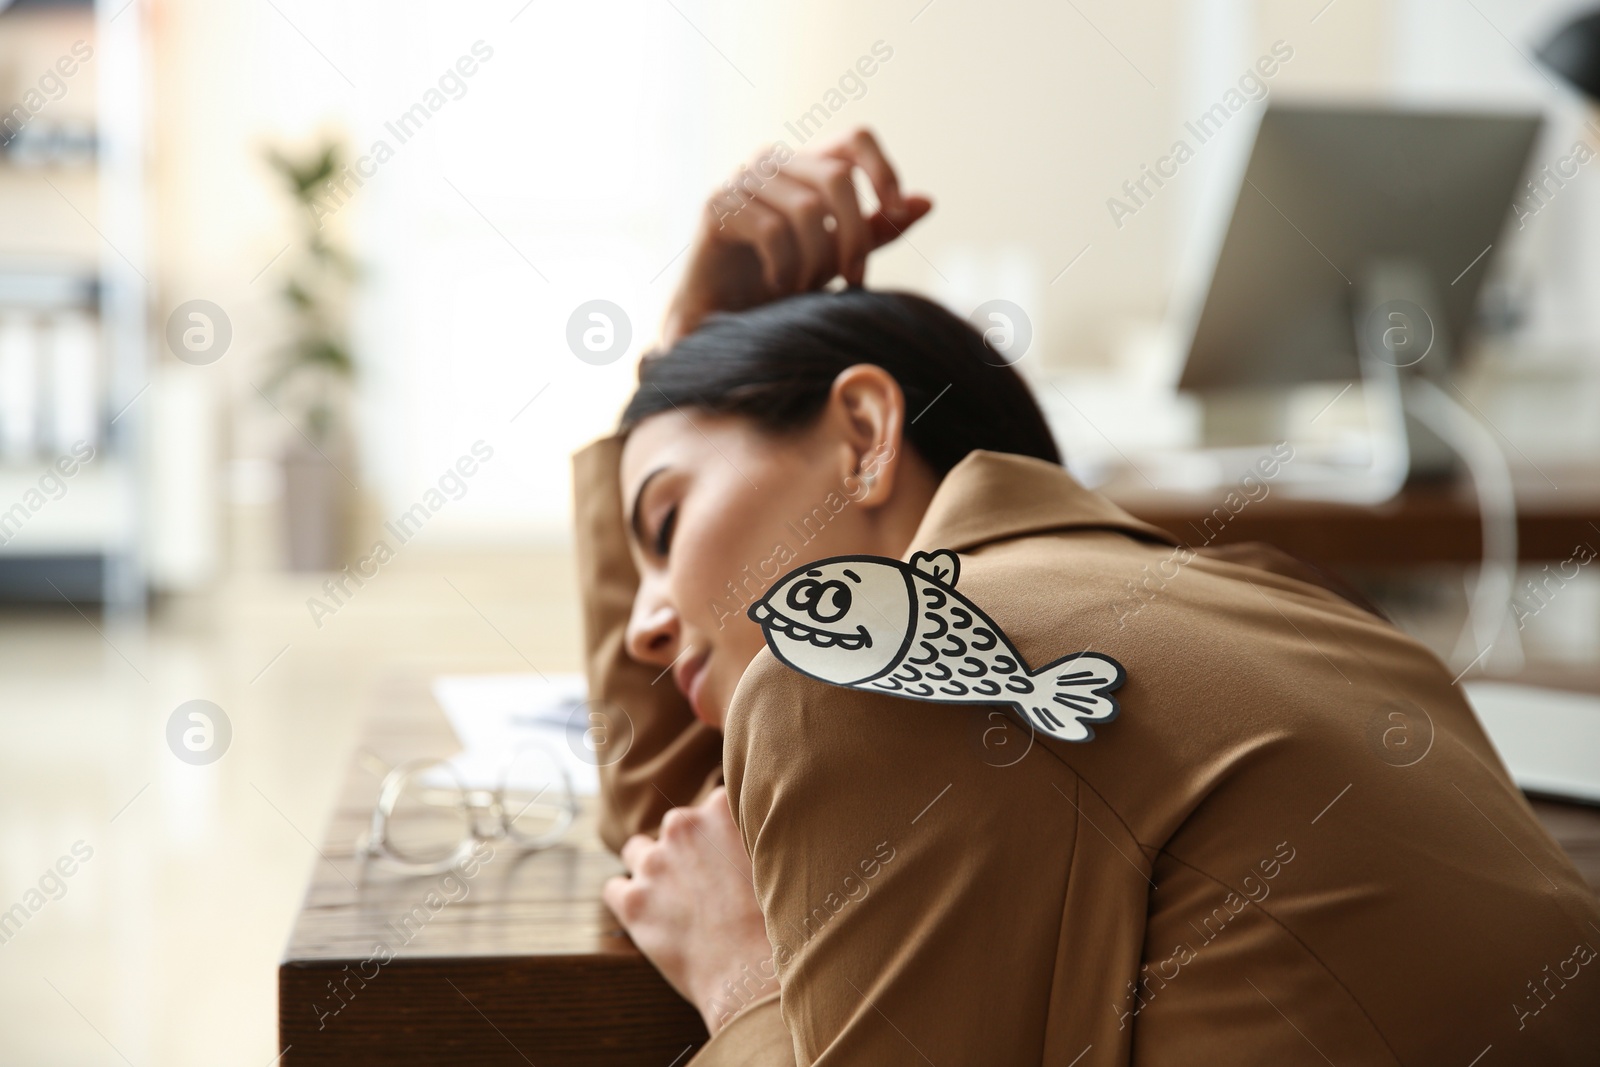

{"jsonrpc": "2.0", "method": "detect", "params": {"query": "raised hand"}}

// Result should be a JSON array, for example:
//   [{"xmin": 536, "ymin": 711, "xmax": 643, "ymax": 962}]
[{"xmin": 660, "ymin": 127, "xmax": 934, "ymax": 346}]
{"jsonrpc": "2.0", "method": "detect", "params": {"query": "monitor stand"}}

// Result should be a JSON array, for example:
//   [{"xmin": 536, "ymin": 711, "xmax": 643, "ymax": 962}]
[
  {"xmin": 1356, "ymin": 260, "xmax": 1522, "ymax": 671},
  {"xmin": 1353, "ymin": 260, "xmax": 1459, "ymax": 485},
  {"xmin": 1178, "ymin": 261, "xmax": 1457, "ymax": 505}
]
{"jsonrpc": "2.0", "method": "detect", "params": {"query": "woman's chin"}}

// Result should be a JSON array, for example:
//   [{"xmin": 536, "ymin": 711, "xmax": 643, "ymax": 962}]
[
  {"xmin": 687, "ymin": 670, "xmax": 724, "ymax": 729},
  {"xmin": 696, "ymin": 699, "xmax": 727, "ymax": 731}
]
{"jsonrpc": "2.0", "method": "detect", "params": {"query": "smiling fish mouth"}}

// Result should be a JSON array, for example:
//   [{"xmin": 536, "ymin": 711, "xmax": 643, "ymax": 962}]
[{"xmin": 750, "ymin": 600, "xmax": 872, "ymax": 651}]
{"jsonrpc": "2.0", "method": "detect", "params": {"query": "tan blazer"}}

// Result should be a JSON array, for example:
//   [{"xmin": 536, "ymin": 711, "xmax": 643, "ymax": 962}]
[{"xmin": 573, "ymin": 437, "xmax": 1600, "ymax": 1065}]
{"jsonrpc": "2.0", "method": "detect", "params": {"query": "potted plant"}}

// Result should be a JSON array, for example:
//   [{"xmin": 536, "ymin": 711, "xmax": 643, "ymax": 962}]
[{"xmin": 263, "ymin": 138, "xmax": 358, "ymax": 571}]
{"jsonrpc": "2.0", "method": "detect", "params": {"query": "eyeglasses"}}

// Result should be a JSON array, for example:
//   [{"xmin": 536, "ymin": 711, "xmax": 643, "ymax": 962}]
[{"xmin": 354, "ymin": 746, "xmax": 579, "ymax": 875}]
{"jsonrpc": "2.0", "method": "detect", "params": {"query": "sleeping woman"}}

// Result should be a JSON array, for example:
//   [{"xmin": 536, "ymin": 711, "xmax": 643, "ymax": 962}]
[{"xmin": 573, "ymin": 129, "xmax": 1600, "ymax": 1064}]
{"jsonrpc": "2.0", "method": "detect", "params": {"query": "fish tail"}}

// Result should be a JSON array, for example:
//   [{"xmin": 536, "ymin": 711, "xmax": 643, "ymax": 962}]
[{"xmin": 1020, "ymin": 652, "xmax": 1126, "ymax": 743}]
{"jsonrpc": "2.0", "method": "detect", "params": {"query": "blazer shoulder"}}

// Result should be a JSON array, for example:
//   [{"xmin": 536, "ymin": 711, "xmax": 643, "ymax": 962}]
[
  {"xmin": 723, "ymin": 644, "xmax": 996, "ymax": 801},
  {"xmin": 725, "ymin": 646, "xmax": 890, "ymax": 744}
]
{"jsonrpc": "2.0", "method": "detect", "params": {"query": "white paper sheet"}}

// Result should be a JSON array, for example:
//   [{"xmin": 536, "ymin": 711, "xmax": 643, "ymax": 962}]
[
  {"xmin": 427, "ymin": 673, "xmax": 601, "ymax": 796},
  {"xmin": 1465, "ymin": 681, "xmax": 1600, "ymax": 804}
]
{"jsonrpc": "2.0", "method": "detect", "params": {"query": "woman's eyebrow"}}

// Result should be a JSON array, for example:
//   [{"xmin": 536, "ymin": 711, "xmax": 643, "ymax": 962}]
[{"xmin": 627, "ymin": 466, "xmax": 668, "ymax": 546}]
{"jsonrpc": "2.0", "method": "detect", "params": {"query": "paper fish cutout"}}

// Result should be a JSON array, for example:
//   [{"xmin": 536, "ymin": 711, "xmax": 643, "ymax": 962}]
[{"xmin": 748, "ymin": 550, "xmax": 1125, "ymax": 743}]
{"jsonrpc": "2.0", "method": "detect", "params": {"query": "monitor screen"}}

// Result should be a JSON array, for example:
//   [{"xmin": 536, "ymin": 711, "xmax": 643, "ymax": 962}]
[{"xmin": 1180, "ymin": 105, "xmax": 1541, "ymax": 392}]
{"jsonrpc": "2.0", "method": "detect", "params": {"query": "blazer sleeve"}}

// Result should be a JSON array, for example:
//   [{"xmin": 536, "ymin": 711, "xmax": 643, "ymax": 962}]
[
  {"xmin": 721, "ymin": 653, "xmax": 1149, "ymax": 1065},
  {"xmin": 688, "ymin": 994, "xmax": 796, "ymax": 1066},
  {"xmin": 571, "ymin": 435, "xmax": 726, "ymax": 852}
]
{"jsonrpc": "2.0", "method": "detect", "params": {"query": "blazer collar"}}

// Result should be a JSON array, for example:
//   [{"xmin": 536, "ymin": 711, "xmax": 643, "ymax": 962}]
[{"xmin": 908, "ymin": 450, "xmax": 1179, "ymax": 555}]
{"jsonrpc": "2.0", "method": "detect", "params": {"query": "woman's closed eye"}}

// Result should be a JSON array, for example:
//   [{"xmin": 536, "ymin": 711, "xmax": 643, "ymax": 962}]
[{"xmin": 653, "ymin": 505, "xmax": 679, "ymax": 558}]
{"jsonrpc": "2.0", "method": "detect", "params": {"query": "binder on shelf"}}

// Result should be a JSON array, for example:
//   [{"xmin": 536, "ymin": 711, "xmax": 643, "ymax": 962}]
[
  {"xmin": 46, "ymin": 311, "xmax": 98, "ymax": 454},
  {"xmin": 0, "ymin": 312, "xmax": 39, "ymax": 461}
]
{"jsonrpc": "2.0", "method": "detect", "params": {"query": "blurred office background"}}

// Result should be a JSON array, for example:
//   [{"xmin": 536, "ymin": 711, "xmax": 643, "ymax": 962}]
[{"xmin": 2, "ymin": 0, "xmax": 1599, "ymax": 1062}]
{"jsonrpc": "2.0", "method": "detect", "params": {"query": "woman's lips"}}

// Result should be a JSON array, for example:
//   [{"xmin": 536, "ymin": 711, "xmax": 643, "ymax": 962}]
[{"xmin": 675, "ymin": 651, "xmax": 712, "ymax": 722}]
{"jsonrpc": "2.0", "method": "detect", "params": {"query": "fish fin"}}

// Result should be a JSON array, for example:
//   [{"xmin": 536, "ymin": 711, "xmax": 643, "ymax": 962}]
[
  {"xmin": 1021, "ymin": 652, "xmax": 1126, "ymax": 742},
  {"xmin": 1009, "ymin": 699, "xmax": 1093, "ymax": 743},
  {"xmin": 909, "ymin": 549, "xmax": 960, "ymax": 587}
]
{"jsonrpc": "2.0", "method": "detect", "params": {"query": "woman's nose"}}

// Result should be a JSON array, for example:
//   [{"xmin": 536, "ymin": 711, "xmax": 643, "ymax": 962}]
[{"xmin": 625, "ymin": 585, "xmax": 681, "ymax": 668}]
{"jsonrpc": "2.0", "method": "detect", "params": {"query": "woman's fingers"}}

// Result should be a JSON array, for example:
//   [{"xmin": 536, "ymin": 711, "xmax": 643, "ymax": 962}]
[
  {"xmin": 717, "ymin": 195, "xmax": 800, "ymax": 294},
  {"xmin": 619, "ymin": 832, "xmax": 655, "ymax": 876},
  {"xmin": 601, "ymin": 874, "xmax": 634, "ymax": 920},
  {"xmin": 779, "ymin": 154, "xmax": 870, "ymax": 286},
  {"xmin": 663, "ymin": 127, "xmax": 932, "ymax": 343},
  {"xmin": 821, "ymin": 128, "xmax": 904, "ymax": 214},
  {"xmin": 728, "ymin": 130, "xmax": 930, "ymax": 292},
  {"xmin": 812, "ymin": 129, "xmax": 933, "ymax": 274},
  {"xmin": 752, "ymin": 172, "xmax": 838, "ymax": 291},
  {"xmin": 866, "ymin": 193, "xmax": 934, "ymax": 251}
]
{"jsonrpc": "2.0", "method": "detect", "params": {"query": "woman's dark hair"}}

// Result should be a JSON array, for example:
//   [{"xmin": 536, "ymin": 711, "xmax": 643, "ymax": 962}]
[{"xmin": 619, "ymin": 289, "xmax": 1060, "ymax": 475}]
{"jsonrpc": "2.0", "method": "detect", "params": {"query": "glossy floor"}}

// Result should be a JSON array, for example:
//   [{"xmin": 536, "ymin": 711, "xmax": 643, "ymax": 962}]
[{"xmin": 0, "ymin": 549, "xmax": 583, "ymax": 1066}]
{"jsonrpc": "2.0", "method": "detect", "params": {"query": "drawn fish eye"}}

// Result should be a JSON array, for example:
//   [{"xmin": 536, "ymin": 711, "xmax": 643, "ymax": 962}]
[{"xmin": 785, "ymin": 578, "xmax": 852, "ymax": 624}]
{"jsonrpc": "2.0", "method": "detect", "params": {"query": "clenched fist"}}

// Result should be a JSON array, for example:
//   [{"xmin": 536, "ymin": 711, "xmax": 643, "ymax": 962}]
[{"xmin": 603, "ymin": 787, "xmax": 778, "ymax": 1034}]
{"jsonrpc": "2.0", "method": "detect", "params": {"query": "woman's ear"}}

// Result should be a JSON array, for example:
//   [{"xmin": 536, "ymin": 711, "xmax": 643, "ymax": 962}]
[{"xmin": 827, "ymin": 363, "xmax": 906, "ymax": 508}]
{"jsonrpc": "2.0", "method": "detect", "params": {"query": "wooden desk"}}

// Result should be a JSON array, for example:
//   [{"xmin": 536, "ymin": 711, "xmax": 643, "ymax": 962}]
[
  {"xmin": 1105, "ymin": 464, "xmax": 1600, "ymax": 568},
  {"xmin": 280, "ymin": 675, "xmax": 1600, "ymax": 1064},
  {"xmin": 277, "ymin": 676, "xmax": 707, "ymax": 1066}
]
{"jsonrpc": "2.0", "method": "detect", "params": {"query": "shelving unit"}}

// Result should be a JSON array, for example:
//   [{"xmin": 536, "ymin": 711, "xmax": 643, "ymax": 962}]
[{"xmin": 0, "ymin": 0, "xmax": 146, "ymax": 607}]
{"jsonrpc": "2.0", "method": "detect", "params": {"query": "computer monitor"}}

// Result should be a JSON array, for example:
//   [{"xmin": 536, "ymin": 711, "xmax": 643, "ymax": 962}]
[
  {"xmin": 1174, "ymin": 105, "xmax": 1543, "ymax": 671},
  {"xmin": 1180, "ymin": 104, "xmax": 1541, "ymax": 394}
]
